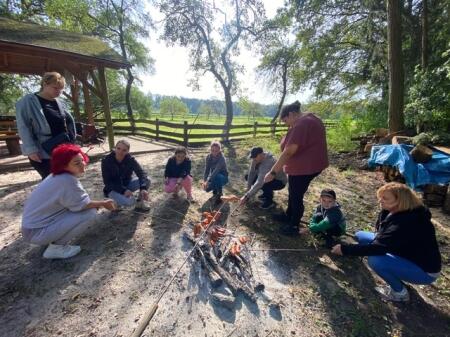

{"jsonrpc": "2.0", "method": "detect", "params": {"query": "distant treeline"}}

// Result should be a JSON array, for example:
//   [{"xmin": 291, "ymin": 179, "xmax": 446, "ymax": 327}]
[{"xmin": 150, "ymin": 94, "xmax": 278, "ymax": 117}]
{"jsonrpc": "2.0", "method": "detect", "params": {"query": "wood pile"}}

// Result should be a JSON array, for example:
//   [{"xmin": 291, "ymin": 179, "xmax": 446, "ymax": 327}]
[
  {"xmin": 423, "ymin": 184, "xmax": 449, "ymax": 208},
  {"xmin": 184, "ymin": 208, "xmax": 266, "ymax": 308}
]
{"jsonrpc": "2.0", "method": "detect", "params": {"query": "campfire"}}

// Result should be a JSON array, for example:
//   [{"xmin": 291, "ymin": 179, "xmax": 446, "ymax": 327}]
[{"xmin": 183, "ymin": 197, "xmax": 265, "ymax": 307}]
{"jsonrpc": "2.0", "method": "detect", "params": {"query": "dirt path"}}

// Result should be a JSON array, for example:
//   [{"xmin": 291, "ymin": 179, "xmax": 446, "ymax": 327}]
[{"xmin": 0, "ymin": 148, "xmax": 449, "ymax": 337}]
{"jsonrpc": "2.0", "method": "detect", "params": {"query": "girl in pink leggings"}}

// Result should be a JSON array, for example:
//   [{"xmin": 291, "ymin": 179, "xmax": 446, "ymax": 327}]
[{"xmin": 164, "ymin": 147, "xmax": 194, "ymax": 202}]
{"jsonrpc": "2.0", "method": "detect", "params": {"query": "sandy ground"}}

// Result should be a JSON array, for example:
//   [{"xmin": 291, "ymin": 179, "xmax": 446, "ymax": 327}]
[{"xmin": 0, "ymin": 147, "xmax": 449, "ymax": 337}]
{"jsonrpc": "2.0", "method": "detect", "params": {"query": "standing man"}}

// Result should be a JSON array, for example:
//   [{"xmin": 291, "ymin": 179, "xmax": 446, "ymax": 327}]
[
  {"xmin": 240, "ymin": 147, "xmax": 287, "ymax": 209},
  {"xmin": 264, "ymin": 101, "xmax": 328, "ymax": 236}
]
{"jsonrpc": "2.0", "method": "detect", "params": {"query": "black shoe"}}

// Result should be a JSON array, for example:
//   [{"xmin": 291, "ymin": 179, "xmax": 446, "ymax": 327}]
[
  {"xmin": 280, "ymin": 224, "xmax": 299, "ymax": 236},
  {"xmin": 260, "ymin": 200, "xmax": 275, "ymax": 209},
  {"xmin": 273, "ymin": 213, "xmax": 290, "ymax": 223}
]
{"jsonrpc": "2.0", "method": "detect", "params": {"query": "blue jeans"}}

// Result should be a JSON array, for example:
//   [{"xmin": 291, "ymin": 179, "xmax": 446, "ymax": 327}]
[
  {"xmin": 356, "ymin": 231, "xmax": 437, "ymax": 291},
  {"xmin": 108, "ymin": 178, "xmax": 142, "ymax": 207},
  {"xmin": 206, "ymin": 174, "xmax": 228, "ymax": 194}
]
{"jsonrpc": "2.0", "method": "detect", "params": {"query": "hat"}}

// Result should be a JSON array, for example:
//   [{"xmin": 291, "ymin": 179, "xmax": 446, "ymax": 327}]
[
  {"xmin": 320, "ymin": 189, "xmax": 336, "ymax": 199},
  {"xmin": 249, "ymin": 147, "xmax": 264, "ymax": 159}
]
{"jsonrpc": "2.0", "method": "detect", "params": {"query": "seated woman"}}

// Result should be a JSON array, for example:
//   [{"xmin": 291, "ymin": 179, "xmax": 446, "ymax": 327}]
[
  {"xmin": 101, "ymin": 139, "xmax": 150, "ymax": 210},
  {"xmin": 164, "ymin": 146, "xmax": 194, "ymax": 202},
  {"xmin": 21, "ymin": 144, "xmax": 116, "ymax": 259},
  {"xmin": 331, "ymin": 182, "xmax": 441, "ymax": 302},
  {"xmin": 201, "ymin": 141, "xmax": 228, "ymax": 201}
]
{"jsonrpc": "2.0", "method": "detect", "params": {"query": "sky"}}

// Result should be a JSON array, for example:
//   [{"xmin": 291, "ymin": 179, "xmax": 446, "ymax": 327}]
[{"xmin": 139, "ymin": 1, "xmax": 311, "ymax": 105}]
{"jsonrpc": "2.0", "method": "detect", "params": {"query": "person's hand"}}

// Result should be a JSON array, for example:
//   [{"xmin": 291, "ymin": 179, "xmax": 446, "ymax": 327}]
[
  {"xmin": 239, "ymin": 195, "xmax": 248, "ymax": 206},
  {"xmin": 200, "ymin": 180, "xmax": 207, "ymax": 190},
  {"xmin": 140, "ymin": 189, "xmax": 149, "ymax": 201},
  {"xmin": 103, "ymin": 199, "xmax": 117, "ymax": 211},
  {"xmin": 28, "ymin": 153, "xmax": 42, "ymax": 163},
  {"xmin": 124, "ymin": 190, "xmax": 133, "ymax": 198},
  {"xmin": 299, "ymin": 228, "xmax": 309, "ymax": 235},
  {"xmin": 264, "ymin": 172, "xmax": 274, "ymax": 183},
  {"xmin": 331, "ymin": 244, "xmax": 343, "ymax": 256}
]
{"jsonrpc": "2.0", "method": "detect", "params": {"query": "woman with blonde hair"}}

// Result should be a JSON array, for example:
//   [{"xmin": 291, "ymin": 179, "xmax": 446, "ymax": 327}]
[
  {"xmin": 16, "ymin": 72, "xmax": 76, "ymax": 179},
  {"xmin": 331, "ymin": 182, "xmax": 441, "ymax": 302}
]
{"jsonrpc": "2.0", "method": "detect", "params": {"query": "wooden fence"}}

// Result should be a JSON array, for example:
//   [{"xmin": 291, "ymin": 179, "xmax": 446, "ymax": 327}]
[{"xmin": 95, "ymin": 118, "xmax": 338, "ymax": 147}]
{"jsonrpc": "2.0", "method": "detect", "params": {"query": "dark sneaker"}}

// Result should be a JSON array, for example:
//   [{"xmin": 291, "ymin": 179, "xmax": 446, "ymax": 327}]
[
  {"xmin": 273, "ymin": 213, "xmax": 290, "ymax": 223},
  {"xmin": 260, "ymin": 200, "xmax": 275, "ymax": 209},
  {"xmin": 280, "ymin": 224, "xmax": 299, "ymax": 236}
]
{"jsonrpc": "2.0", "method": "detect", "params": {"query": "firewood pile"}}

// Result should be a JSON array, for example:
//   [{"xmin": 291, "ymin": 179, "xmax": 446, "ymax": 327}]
[{"xmin": 183, "ymin": 206, "xmax": 267, "ymax": 308}]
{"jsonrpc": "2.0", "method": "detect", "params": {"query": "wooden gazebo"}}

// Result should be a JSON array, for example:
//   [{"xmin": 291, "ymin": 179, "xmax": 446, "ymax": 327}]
[{"xmin": 0, "ymin": 17, "xmax": 132, "ymax": 150}]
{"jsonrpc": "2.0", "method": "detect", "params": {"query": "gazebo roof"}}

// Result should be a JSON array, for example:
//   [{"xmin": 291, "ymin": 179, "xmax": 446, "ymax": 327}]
[{"xmin": 0, "ymin": 17, "xmax": 131, "ymax": 73}]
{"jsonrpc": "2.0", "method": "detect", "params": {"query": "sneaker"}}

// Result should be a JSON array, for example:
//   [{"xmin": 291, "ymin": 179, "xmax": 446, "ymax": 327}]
[
  {"xmin": 260, "ymin": 200, "xmax": 275, "ymax": 209},
  {"xmin": 273, "ymin": 213, "xmax": 291, "ymax": 223},
  {"xmin": 135, "ymin": 200, "xmax": 150, "ymax": 212},
  {"xmin": 279, "ymin": 224, "xmax": 299, "ymax": 236},
  {"xmin": 375, "ymin": 285, "xmax": 409, "ymax": 302},
  {"xmin": 43, "ymin": 243, "xmax": 81, "ymax": 259}
]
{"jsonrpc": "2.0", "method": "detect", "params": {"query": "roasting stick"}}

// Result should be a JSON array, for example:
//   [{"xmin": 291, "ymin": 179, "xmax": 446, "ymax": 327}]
[{"xmin": 129, "ymin": 201, "xmax": 227, "ymax": 337}]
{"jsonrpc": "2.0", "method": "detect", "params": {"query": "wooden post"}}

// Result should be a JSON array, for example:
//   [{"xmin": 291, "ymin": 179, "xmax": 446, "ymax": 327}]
[
  {"xmin": 156, "ymin": 118, "xmax": 160, "ymax": 141},
  {"xmin": 253, "ymin": 121, "xmax": 258, "ymax": 138},
  {"xmin": 98, "ymin": 66, "xmax": 115, "ymax": 151},
  {"xmin": 70, "ymin": 79, "xmax": 81, "ymax": 121},
  {"xmin": 271, "ymin": 123, "xmax": 276, "ymax": 136},
  {"xmin": 82, "ymin": 82, "xmax": 95, "ymax": 125},
  {"xmin": 183, "ymin": 121, "xmax": 188, "ymax": 147}
]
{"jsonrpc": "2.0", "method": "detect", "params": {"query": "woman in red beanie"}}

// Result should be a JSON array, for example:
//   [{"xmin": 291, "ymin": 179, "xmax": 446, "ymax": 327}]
[{"xmin": 21, "ymin": 143, "xmax": 116, "ymax": 259}]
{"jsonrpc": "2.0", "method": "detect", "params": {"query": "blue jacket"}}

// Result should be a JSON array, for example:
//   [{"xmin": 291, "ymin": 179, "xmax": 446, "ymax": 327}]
[{"xmin": 15, "ymin": 93, "xmax": 76, "ymax": 158}]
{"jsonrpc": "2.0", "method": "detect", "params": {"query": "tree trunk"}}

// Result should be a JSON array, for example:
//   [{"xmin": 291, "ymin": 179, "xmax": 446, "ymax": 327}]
[
  {"xmin": 387, "ymin": 0, "xmax": 405, "ymax": 133},
  {"xmin": 421, "ymin": 0, "xmax": 428, "ymax": 69},
  {"xmin": 224, "ymin": 90, "xmax": 233, "ymax": 142},
  {"xmin": 272, "ymin": 63, "xmax": 288, "ymax": 124},
  {"xmin": 125, "ymin": 67, "xmax": 136, "ymax": 133}
]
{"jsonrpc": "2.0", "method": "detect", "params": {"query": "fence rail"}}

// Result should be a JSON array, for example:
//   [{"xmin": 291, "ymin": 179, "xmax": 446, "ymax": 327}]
[{"xmin": 94, "ymin": 118, "xmax": 337, "ymax": 147}]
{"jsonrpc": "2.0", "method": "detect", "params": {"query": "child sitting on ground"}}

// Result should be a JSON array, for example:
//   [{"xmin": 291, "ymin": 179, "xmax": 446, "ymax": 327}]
[
  {"xmin": 164, "ymin": 146, "xmax": 194, "ymax": 202},
  {"xmin": 300, "ymin": 189, "xmax": 346, "ymax": 247}
]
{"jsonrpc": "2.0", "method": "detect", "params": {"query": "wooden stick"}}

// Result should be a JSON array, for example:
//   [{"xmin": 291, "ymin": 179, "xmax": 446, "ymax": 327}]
[{"xmin": 129, "ymin": 202, "xmax": 227, "ymax": 337}]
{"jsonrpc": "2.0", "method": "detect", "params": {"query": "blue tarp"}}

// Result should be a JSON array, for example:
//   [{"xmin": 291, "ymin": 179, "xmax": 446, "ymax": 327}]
[{"xmin": 368, "ymin": 144, "xmax": 450, "ymax": 190}]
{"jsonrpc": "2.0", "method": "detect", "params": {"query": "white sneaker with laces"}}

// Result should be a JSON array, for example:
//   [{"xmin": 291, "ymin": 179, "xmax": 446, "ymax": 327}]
[
  {"xmin": 375, "ymin": 285, "xmax": 409, "ymax": 302},
  {"xmin": 43, "ymin": 243, "xmax": 81, "ymax": 259}
]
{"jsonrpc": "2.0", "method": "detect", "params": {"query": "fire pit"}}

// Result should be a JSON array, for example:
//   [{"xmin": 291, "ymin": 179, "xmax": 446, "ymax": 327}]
[{"xmin": 183, "ymin": 200, "xmax": 265, "ymax": 308}]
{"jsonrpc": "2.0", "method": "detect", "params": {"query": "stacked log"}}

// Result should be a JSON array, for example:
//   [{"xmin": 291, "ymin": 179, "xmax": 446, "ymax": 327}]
[
  {"xmin": 443, "ymin": 185, "xmax": 450, "ymax": 214},
  {"xmin": 410, "ymin": 144, "xmax": 433, "ymax": 163},
  {"xmin": 423, "ymin": 184, "xmax": 448, "ymax": 207}
]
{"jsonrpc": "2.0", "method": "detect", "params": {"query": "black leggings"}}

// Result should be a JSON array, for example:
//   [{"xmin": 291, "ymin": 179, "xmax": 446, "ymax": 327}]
[
  {"xmin": 286, "ymin": 172, "xmax": 321, "ymax": 227},
  {"xmin": 29, "ymin": 158, "xmax": 51, "ymax": 180}
]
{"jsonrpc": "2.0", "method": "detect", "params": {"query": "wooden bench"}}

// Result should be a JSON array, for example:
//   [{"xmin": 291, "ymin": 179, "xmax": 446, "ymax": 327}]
[{"xmin": 0, "ymin": 120, "xmax": 21, "ymax": 155}]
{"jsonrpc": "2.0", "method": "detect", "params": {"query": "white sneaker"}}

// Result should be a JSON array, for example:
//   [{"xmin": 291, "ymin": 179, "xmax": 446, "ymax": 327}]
[
  {"xmin": 375, "ymin": 285, "xmax": 409, "ymax": 302},
  {"xmin": 43, "ymin": 243, "xmax": 81, "ymax": 259}
]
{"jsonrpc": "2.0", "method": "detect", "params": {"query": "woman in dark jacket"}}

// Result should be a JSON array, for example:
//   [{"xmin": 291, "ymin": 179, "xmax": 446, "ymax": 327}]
[
  {"xmin": 101, "ymin": 139, "xmax": 150, "ymax": 210},
  {"xmin": 331, "ymin": 182, "xmax": 441, "ymax": 302},
  {"xmin": 164, "ymin": 146, "xmax": 194, "ymax": 202}
]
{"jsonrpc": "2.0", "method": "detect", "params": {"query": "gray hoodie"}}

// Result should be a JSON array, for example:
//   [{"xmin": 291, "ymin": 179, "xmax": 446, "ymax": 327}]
[{"xmin": 244, "ymin": 152, "xmax": 287, "ymax": 198}]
